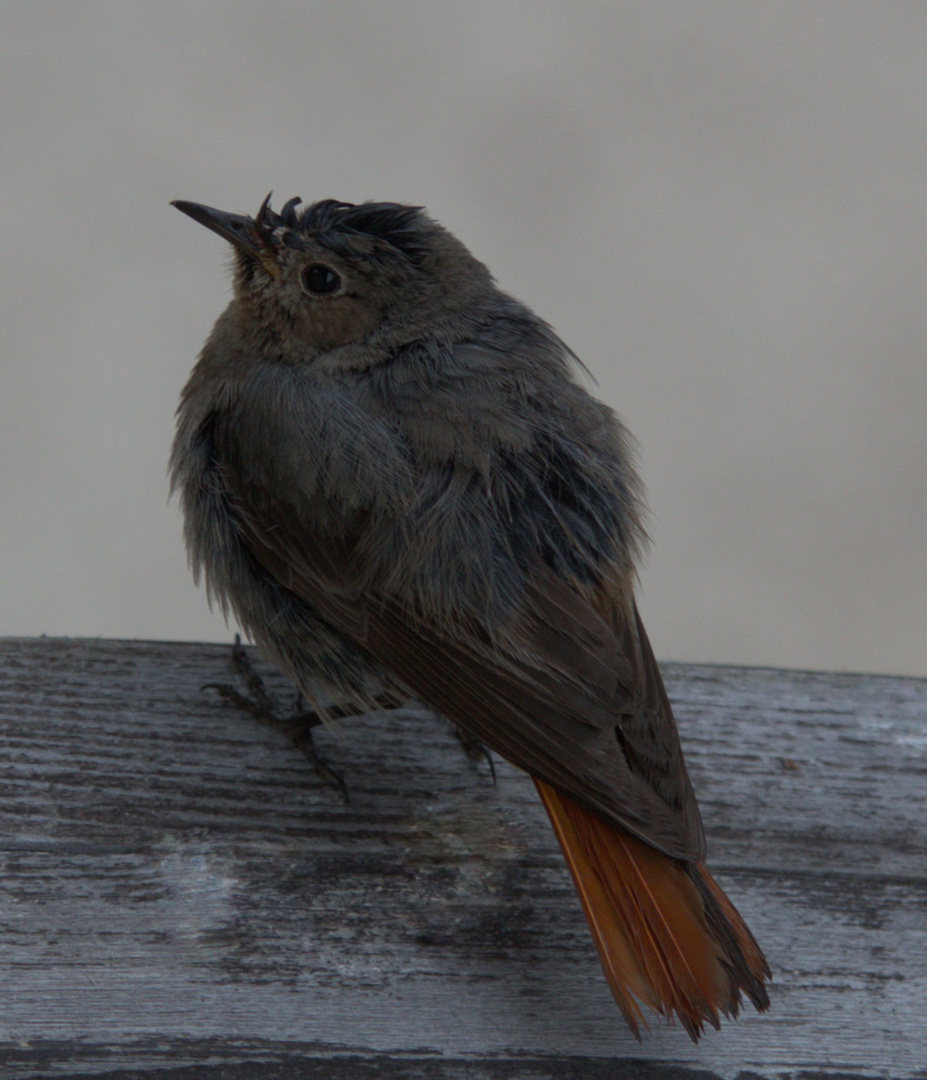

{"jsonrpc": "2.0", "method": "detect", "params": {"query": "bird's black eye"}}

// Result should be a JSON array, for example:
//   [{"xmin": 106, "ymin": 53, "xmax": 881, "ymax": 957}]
[{"xmin": 300, "ymin": 263, "xmax": 341, "ymax": 296}]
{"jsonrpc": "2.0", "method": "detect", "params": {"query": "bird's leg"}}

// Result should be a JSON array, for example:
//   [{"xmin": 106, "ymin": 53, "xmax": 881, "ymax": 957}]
[
  {"xmin": 451, "ymin": 724, "xmax": 497, "ymax": 784},
  {"xmin": 203, "ymin": 635, "xmax": 401, "ymax": 803},
  {"xmin": 206, "ymin": 637, "xmax": 493, "ymax": 793}
]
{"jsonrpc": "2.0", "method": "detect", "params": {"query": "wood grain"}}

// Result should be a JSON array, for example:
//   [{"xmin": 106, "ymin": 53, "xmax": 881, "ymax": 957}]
[{"xmin": 0, "ymin": 637, "xmax": 924, "ymax": 1079}]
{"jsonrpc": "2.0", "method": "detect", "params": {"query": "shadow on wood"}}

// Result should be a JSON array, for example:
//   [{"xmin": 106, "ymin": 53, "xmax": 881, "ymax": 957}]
[{"xmin": 0, "ymin": 638, "xmax": 924, "ymax": 1079}]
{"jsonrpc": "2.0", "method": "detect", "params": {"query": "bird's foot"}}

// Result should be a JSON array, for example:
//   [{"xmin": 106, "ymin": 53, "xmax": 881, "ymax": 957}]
[{"xmin": 204, "ymin": 634, "xmax": 356, "ymax": 802}]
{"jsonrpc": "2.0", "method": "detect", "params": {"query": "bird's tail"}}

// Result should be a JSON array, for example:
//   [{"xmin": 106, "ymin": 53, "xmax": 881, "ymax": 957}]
[{"xmin": 535, "ymin": 778, "xmax": 770, "ymax": 1041}]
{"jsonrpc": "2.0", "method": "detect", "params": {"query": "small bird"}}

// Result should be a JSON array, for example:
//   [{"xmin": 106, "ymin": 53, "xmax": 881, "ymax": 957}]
[{"xmin": 170, "ymin": 193, "xmax": 770, "ymax": 1040}]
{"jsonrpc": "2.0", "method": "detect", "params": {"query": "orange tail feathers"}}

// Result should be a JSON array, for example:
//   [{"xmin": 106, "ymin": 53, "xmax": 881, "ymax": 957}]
[{"xmin": 535, "ymin": 778, "xmax": 770, "ymax": 1041}]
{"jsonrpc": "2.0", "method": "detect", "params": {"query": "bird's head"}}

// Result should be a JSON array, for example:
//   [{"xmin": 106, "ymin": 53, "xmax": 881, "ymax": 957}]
[{"xmin": 172, "ymin": 194, "xmax": 494, "ymax": 365}]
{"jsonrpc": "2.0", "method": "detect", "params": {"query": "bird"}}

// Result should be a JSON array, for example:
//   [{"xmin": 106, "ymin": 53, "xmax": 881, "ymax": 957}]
[{"xmin": 170, "ymin": 193, "xmax": 770, "ymax": 1041}]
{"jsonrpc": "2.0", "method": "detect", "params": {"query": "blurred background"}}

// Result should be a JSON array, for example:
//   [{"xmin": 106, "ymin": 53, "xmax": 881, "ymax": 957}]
[{"xmin": 2, "ymin": 2, "xmax": 925, "ymax": 676}]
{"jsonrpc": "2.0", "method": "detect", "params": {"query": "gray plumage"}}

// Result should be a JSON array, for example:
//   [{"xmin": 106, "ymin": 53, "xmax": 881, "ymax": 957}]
[{"xmin": 170, "ymin": 195, "xmax": 703, "ymax": 860}]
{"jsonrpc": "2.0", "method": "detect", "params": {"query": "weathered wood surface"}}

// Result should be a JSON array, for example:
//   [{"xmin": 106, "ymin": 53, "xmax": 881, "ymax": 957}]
[{"xmin": 0, "ymin": 637, "xmax": 924, "ymax": 1080}]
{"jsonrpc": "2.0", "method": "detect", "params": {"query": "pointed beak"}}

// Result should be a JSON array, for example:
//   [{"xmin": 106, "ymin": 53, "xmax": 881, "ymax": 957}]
[{"xmin": 171, "ymin": 200, "xmax": 266, "ymax": 256}]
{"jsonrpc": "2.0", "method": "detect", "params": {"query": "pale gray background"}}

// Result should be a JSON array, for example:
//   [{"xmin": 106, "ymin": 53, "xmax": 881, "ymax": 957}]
[{"xmin": 2, "ymin": 2, "xmax": 925, "ymax": 677}]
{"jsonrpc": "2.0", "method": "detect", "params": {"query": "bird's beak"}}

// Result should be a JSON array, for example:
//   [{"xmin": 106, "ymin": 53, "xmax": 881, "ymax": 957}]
[{"xmin": 172, "ymin": 199, "xmax": 282, "ymax": 279}]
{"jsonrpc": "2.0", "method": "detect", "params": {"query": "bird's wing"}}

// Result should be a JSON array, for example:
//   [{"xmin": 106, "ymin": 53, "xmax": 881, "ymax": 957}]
[{"xmin": 226, "ymin": 477, "xmax": 705, "ymax": 861}]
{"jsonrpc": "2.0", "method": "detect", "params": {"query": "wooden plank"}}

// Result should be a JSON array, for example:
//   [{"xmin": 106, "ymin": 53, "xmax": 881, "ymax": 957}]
[{"xmin": 0, "ymin": 637, "xmax": 924, "ymax": 1079}]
